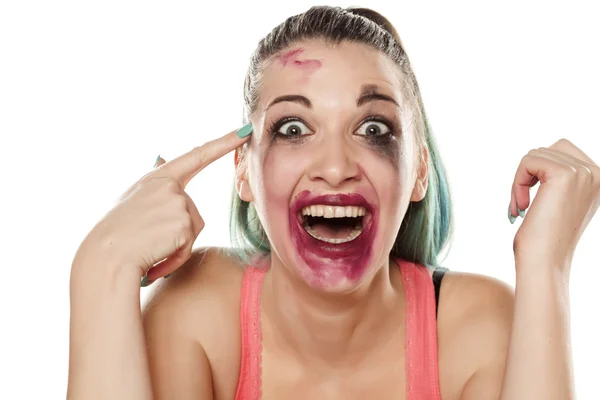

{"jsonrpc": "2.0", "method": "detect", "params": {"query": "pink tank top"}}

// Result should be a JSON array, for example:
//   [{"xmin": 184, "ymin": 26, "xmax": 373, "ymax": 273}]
[{"xmin": 234, "ymin": 259, "xmax": 442, "ymax": 400}]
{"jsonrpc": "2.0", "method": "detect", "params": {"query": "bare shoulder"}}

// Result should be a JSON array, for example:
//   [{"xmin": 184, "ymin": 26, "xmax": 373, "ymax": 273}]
[
  {"xmin": 142, "ymin": 247, "xmax": 245, "ymax": 337},
  {"xmin": 436, "ymin": 270, "xmax": 515, "ymax": 400},
  {"xmin": 141, "ymin": 247, "xmax": 248, "ymax": 399},
  {"xmin": 439, "ymin": 270, "xmax": 515, "ymax": 317}
]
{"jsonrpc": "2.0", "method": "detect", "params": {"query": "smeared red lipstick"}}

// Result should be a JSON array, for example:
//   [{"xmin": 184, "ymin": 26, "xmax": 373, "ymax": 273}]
[
  {"xmin": 289, "ymin": 190, "xmax": 378, "ymax": 284},
  {"xmin": 279, "ymin": 48, "xmax": 322, "ymax": 71}
]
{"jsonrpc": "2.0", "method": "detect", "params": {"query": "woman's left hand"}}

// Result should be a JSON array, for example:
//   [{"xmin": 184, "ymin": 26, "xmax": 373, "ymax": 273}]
[{"xmin": 509, "ymin": 138, "xmax": 600, "ymax": 272}]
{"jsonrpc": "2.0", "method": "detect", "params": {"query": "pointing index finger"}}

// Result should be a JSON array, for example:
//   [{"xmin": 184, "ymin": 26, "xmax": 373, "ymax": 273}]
[{"xmin": 160, "ymin": 125, "xmax": 252, "ymax": 188}]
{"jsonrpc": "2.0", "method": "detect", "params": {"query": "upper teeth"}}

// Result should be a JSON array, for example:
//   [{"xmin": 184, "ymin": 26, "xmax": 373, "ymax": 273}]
[{"xmin": 301, "ymin": 205, "xmax": 366, "ymax": 218}]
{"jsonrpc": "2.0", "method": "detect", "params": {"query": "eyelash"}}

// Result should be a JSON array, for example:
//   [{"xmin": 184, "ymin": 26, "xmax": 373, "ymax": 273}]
[
  {"xmin": 267, "ymin": 117, "xmax": 307, "ymax": 141},
  {"xmin": 266, "ymin": 115, "xmax": 399, "ymax": 141}
]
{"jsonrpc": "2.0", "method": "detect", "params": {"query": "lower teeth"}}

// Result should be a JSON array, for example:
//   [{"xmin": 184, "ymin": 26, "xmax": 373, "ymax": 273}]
[{"xmin": 303, "ymin": 224, "xmax": 363, "ymax": 244}]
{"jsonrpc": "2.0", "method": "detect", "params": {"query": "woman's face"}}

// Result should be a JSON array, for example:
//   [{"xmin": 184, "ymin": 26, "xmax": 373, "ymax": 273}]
[{"xmin": 239, "ymin": 40, "xmax": 427, "ymax": 292}]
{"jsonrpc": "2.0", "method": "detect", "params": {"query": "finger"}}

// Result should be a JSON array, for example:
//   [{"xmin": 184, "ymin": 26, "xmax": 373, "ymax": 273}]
[
  {"xmin": 145, "ymin": 245, "xmax": 193, "ymax": 282},
  {"xmin": 154, "ymin": 155, "xmax": 167, "ymax": 168},
  {"xmin": 549, "ymin": 138, "xmax": 597, "ymax": 165},
  {"xmin": 512, "ymin": 149, "xmax": 579, "ymax": 213},
  {"xmin": 142, "ymin": 194, "xmax": 203, "ymax": 283},
  {"xmin": 509, "ymin": 174, "xmax": 537, "ymax": 220},
  {"xmin": 511, "ymin": 151, "xmax": 557, "ymax": 212},
  {"xmin": 184, "ymin": 192, "xmax": 205, "ymax": 238},
  {"xmin": 158, "ymin": 125, "xmax": 252, "ymax": 188},
  {"xmin": 537, "ymin": 147, "xmax": 594, "ymax": 174}
]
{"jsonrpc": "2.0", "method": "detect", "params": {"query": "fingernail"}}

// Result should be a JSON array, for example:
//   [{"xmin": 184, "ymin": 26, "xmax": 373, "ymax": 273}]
[
  {"xmin": 237, "ymin": 124, "xmax": 253, "ymax": 138},
  {"xmin": 517, "ymin": 207, "xmax": 526, "ymax": 218},
  {"xmin": 140, "ymin": 276, "xmax": 153, "ymax": 287},
  {"xmin": 153, "ymin": 155, "xmax": 161, "ymax": 167},
  {"xmin": 508, "ymin": 204, "xmax": 517, "ymax": 224}
]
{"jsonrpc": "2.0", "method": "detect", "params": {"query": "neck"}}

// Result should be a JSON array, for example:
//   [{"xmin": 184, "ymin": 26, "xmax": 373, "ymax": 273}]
[{"xmin": 262, "ymin": 256, "xmax": 405, "ymax": 371}]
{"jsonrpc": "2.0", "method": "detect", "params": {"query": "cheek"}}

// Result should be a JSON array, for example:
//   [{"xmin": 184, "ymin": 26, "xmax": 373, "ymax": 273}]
[
  {"xmin": 364, "ymin": 153, "xmax": 404, "ymax": 203},
  {"xmin": 373, "ymin": 139, "xmax": 401, "ymax": 171},
  {"xmin": 250, "ymin": 146, "xmax": 311, "ymax": 232},
  {"xmin": 261, "ymin": 147, "xmax": 308, "ymax": 197},
  {"xmin": 362, "ymin": 137, "xmax": 414, "ymax": 216},
  {"xmin": 363, "ymin": 132, "xmax": 411, "ymax": 173}
]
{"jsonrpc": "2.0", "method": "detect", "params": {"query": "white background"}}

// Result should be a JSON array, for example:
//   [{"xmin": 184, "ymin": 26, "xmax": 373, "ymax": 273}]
[{"xmin": 1, "ymin": 0, "xmax": 599, "ymax": 398}]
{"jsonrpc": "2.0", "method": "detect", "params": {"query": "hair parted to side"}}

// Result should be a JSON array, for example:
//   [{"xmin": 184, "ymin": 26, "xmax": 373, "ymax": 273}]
[{"xmin": 229, "ymin": 5, "xmax": 453, "ymax": 268}]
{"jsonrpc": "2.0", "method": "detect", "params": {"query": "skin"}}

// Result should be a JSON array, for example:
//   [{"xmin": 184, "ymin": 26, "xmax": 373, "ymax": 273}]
[
  {"xmin": 278, "ymin": 48, "xmax": 323, "ymax": 76},
  {"xmin": 67, "ymin": 128, "xmax": 251, "ymax": 399},
  {"xmin": 143, "ymin": 40, "xmax": 515, "ymax": 399},
  {"xmin": 68, "ymin": 39, "xmax": 599, "ymax": 399},
  {"xmin": 241, "ymin": 41, "xmax": 421, "ymax": 292}
]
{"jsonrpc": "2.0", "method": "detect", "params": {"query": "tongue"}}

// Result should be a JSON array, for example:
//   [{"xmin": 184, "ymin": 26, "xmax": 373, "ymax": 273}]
[{"xmin": 309, "ymin": 219, "xmax": 357, "ymax": 239}]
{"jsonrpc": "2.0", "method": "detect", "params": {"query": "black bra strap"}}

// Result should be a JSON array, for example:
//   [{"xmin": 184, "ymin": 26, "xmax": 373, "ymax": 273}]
[{"xmin": 432, "ymin": 268, "xmax": 448, "ymax": 319}]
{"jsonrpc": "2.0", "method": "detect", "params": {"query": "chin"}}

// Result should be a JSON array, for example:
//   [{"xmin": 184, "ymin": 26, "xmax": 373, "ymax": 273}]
[{"xmin": 291, "ymin": 256, "xmax": 380, "ymax": 292}]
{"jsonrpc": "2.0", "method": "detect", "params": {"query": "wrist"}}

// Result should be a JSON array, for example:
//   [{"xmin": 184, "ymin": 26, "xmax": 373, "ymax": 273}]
[
  {"xmin": 71, "ymin": 251, "xmax": 143, "ymax": 297},
  {"xmin": 514, "ymin": 246, "xmax": 572, "ymax": 273},
  {"xmin": 514, "ymin": 256, "xmax": 571, "ymax": 291}
]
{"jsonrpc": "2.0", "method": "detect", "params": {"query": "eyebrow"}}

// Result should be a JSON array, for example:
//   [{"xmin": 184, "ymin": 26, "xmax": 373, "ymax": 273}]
[
  {"xmin": 266, "ymin": 94, "xmax": 312, "ymax": 110},
  {"xmin": 265, "ymin": 84, "xmax": 399, "ymax": 112},
  {"xmin": 357, "ymin": 84, "xmax": 400, "ymax": 108}
]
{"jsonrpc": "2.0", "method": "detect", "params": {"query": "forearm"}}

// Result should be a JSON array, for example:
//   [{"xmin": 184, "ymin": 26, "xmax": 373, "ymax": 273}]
[
  {"xmin": 499, "ymin": 259, "xmax": 574, "ymax": 400},
  {"xmin": 67, "ymin": 258, "xmax": 152, "ymax": 400}
]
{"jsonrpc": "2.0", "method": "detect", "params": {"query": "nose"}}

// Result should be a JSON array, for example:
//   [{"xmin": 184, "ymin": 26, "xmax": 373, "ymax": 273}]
[{"xmin": 307, "ymin": 133, "xmax": 361, "ymax": 188}]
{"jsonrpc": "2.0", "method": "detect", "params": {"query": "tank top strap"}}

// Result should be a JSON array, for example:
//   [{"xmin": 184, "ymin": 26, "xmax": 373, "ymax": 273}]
[
  {"xmin": 396, "ymin": 258, "xmax": 442, "ymax": 400},
  {"xmin": 234, "ymin": 265, "xmax": 266, "ymax": 400}
]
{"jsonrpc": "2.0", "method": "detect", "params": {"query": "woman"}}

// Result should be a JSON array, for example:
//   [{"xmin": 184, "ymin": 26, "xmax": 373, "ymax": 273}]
[{"xmin": 67, "ymin": 6, "xmax": 599, "ymax": 400}]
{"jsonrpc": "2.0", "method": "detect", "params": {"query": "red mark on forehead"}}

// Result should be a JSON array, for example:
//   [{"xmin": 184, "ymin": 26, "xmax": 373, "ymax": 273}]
[
  {"xmin": 279, "ymin": 48, "xmax": 304, "ymax": 65},
  {"xmin": 278, "ymin": 48, "xmax": 322, "ymax": 72}
]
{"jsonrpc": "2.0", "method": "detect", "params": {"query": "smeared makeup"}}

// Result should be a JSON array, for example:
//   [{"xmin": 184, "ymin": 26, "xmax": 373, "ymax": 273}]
[
  {"xmin": 363, "ymin": 132, "xmax": 402, "ymax": 170},
  {"xmin": 353, "ymin": 110, "xmax": 405, "ymax": 170},
  {"xmin": 266, "ymin": 111, "xmax": 404, "ymax": 169},
  {"xmin": 278, "ymin": 48, "xmax": 323, "ymax": 76},
  {"xmin": 250, "ymin": 40, "xmax": 416, "ymax": 292},
  {"xmin": 288, "ymin": 190, "xmax": 379, "ymax": 287}
]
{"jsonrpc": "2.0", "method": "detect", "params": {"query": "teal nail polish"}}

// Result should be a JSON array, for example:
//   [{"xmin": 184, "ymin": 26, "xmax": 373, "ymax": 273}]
[
  {"xmin": 508, "ymin": 205, "xmax": 517, "ymax": 224},
  {"xmin": 517, "ymin": 207, "xmax": 526, "ymax": 218},
  {"xmin": 140, "ymin": 276, "xmax": 152, "ymax": 287},
  {"xmin": 154, "ymin": 155, "xmax": 161, "ymax": 167},
  {"xmin": 237, "ymin": 124, "xmax": 253, "ymax": 138}
]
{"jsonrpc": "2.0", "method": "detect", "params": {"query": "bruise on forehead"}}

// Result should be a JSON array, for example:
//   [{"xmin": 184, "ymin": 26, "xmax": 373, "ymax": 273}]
[{"xmin": 277, "ymin": 48, "xmax": 322, "ymax": 74}]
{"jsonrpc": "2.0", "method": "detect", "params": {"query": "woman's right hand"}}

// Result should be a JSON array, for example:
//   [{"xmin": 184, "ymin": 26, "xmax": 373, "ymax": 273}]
[{"xmin": 73, "ymin": 127, "xmax": 251, "ymax": 286}]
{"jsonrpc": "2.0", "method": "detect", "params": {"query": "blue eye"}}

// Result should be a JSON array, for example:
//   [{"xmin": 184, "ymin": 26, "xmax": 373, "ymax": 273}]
[
  {"xmin": 356, "ymin": 120, "xmax": 392, "ymax": 137},
  {"xmin": 276, "ymin": 119, "xmax": 310, "ymax": 137}
]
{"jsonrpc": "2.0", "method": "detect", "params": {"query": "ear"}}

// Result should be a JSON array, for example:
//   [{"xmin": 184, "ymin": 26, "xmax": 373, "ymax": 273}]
[
  {"xmin": 234, "ymin": 147, "xmax": 254, "ymax": 203},
  {"xmin": 410, "ymin": 144, "xmax": 429, "ymax": 202}
]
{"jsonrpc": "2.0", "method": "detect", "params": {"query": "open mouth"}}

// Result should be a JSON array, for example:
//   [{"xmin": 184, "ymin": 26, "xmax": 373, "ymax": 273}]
[
  {"xmin": 289, "ymin": 191, "xmax": 378, "ymax": 282},
  {"xmin": 300, "ymin": 205, "xmax": 369, "ymax": 244}
]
